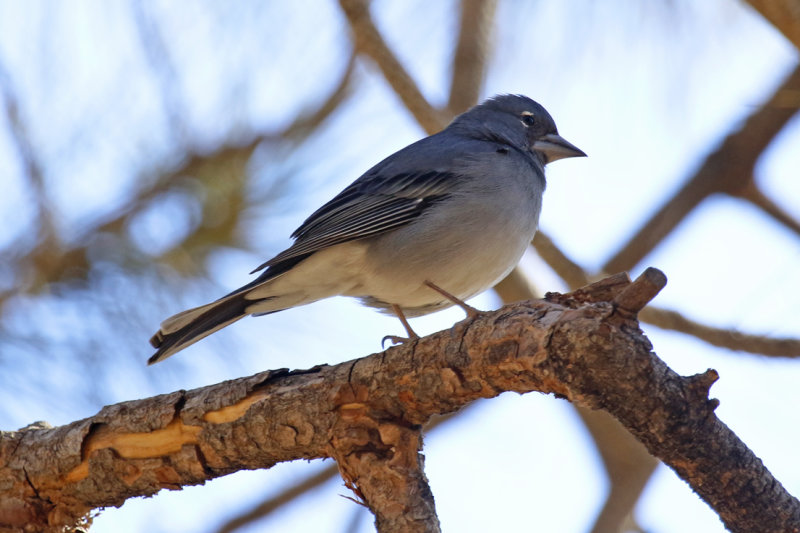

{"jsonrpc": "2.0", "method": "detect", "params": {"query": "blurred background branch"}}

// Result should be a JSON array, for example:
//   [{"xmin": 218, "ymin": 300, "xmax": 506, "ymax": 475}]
[
  {"xmin": 447, "ymin": 0, "xmax": 497, "ymax": 115},
  {"xmin": 602, "ymin": 62, "xmax": 800, "ymax": 274},
  {"xmin": 0, "ymin": 1, "xmax": 797, "ymax": 532},
  {"xmin": 339, "ymin": 0, "xmax": 447, "ymax": 133},
  {"xmin": 745, "ymin": 0, "xmax": 800, "ymax": 49}
]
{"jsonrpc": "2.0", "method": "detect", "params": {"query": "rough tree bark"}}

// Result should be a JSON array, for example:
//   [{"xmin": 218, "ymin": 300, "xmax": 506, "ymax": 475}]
[{"xmin": 1, "ymin": 269, "xmax": 798, "ymax": 533}]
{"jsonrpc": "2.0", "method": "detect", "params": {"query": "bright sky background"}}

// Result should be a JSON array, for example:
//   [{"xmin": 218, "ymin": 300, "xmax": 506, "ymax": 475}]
[{"xmin": 1, "ymin": 1, "xmax": 798, "ymax": 532}]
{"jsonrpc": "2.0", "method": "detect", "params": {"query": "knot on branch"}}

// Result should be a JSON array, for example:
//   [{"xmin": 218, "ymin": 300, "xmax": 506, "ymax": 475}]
[
  {"xmin": 613, "ymin": 267, "xmax": 667, "ymax": 315},
  {"xmin": 19, "ymin": 421, "xmax": 54, "ymax": 432},
  {"xmin": 685, "ymin": 369, "xmax": 720, "ymax": 413},
  {"xmin": 545, "ymin": 271, "xmax": 631, "ymax": 307},
  {"xmin": 329, "ymin": 383, "xmax": 439, "ymax": 531},
  {"xmin": 543, "ymin": 267, "xmax": 667, "ymax": 318}
]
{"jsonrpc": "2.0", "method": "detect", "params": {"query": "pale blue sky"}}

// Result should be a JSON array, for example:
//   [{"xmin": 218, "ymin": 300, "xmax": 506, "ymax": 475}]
[{"xmin": 1, "ymin": 1, "xmax": 798, "ymax": 532}]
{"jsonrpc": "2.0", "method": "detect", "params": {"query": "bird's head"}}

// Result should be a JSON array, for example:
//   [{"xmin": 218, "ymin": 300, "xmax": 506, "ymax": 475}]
[{"xmin": 453, "ymin": 94, "xmax": 586, "ymax": 165}]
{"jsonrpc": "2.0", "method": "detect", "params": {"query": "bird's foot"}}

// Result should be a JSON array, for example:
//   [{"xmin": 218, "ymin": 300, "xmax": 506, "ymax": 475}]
[
  {"xmin": 385, "ymin": 304, "xmax": 421, "ymax": 348},
  {"xmin": 381, "ymin": 334, "xmax": 419, "ymax": 348}
]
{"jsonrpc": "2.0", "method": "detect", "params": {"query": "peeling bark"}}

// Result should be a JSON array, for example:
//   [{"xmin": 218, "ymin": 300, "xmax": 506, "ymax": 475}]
[{"xmin": 1, "ymin": 270, "xmax": 798, "ymax": 532}]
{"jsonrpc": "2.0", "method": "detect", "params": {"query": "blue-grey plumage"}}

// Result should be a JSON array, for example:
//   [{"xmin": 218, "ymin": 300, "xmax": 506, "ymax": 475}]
[{"xmin": 148, "ymin": 94, "xmax": 585, "ymax": 364}]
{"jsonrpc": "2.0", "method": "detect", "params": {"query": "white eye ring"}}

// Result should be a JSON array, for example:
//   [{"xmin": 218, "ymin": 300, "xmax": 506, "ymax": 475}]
[{"xmin": 521, "ymin": 111, "xmax": 536, "ymax": 127}]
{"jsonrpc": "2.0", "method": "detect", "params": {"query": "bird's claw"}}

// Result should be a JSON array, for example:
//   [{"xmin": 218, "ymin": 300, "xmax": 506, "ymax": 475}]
[{"xmin": 381, "ymin": 335, "xmax": 417, "ymax": 349}]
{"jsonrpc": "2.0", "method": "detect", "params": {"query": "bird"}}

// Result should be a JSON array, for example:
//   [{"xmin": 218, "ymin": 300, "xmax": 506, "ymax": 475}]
[{"xmin": 148, "ymin": 94, "xmax": 585, "ymax": 364}]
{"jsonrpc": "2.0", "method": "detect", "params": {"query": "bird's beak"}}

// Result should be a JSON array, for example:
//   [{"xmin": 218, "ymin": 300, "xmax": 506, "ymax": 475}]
[{"xmin": 532, "ymin": 134, "xmax": 586, "ymax": 163}]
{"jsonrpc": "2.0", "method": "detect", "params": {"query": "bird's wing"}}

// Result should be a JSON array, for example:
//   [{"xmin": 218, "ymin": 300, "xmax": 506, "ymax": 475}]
[{"xmin": 251, "ymin": 168, "xmax": 457, "ymax": 273}]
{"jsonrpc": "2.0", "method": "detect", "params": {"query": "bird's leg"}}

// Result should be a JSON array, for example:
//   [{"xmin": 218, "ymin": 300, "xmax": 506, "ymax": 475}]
[
  {"xmin": 424, "ymin": 280, "xmax": 481, "ymax": 318},
  {"xmin": 382, "ymin": 304, "xmax": 420, "ymax": 347},
  {"xmin": 392, "ymin": 304, "xmax": 419, "ymax": 338}
]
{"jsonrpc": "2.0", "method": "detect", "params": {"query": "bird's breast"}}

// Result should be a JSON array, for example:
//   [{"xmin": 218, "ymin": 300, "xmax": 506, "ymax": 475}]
[{"xmin": 352, "ymin": 173, "xmax": 543, "ymax": 315}]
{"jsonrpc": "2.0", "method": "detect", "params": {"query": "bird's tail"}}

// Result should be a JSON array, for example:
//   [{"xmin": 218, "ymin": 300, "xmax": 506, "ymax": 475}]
[
  {"xmin": 149, "ymin": 254, "xmax": 319, "ymax": 364},
  {"xmin": 148, "ymin": 292, "xmax": 251, "ymax": 365}
]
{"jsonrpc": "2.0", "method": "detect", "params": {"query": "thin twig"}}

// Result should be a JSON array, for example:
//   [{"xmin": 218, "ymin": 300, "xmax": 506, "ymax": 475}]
[
  {"xmin": 216, "ymin": 464, "xmax": 340, "ymax": 533},
  {"xmin": 602, "ymin": 63, "xmax": 800, "ymax": 274},
  {"xmin": 640, "ymin": 306, "xmax": 800, "ymax": 358},
  {"xmin": 734, "ymin": 180, "xmax": 800, "ymax": 238},
  {"xmin": 744, "ymin": 0, "xmax": 800, "ymax": 50},
  {"xmin": 532, "ymin": 231, "xmax": 590, "ymax": 289},
  {"xmin": 533, "ymin": 232, "xmax": 800, "ymax": 357},
  {"xmin": 338, "ymin": 0, "xmax": 448, "ymax": 134}
]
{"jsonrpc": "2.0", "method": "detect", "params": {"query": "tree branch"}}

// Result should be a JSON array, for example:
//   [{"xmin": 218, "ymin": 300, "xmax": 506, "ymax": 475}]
[
  {"xmin": 745, "ymin": 0, "xmax": 800, "ymax": 51},
  {"xmin": 216, "ymin": 464, "xmax": 339, "ymax": 533},
  {"xmin": 532, "ymin": 231, "xmax": 591, "ymax": 288},
  {"xmin": 2, "ymin": 270, "xmax": 798, "ymax": 532},
  {"xmin": 446, "ymin": 0, "xmax": 497, "ymax": 116},
  {"xmin": 215, "ymin": 408, "xmax": 463, "ymax": 533},
  {"xmin": 0, "ymin": 58, "xmax": 356, "ymax": 313},
  {"xmin": 576, "ymin": 406, "xmax": 657, "ymax": 533},
  {"xmin": 0, "ymin": 56, "xmax": 62, "ymax": 296},
  {"xmin": 329, "ymin": 415, "xmax": 440, "ymax": 532},
  {"xmin": 639, "ymin": 305, "xmax": 800, "ymax": 358},
  {"xmin": 338, "ymin": 0, "xmax": 448, "ymax": 134},
  {"xmin": 532, "ymin": 231, "xmax": 800, "ymax": 357},
  {"xmin": 734, "ymin": 179, "xmax": 800, "ymax": 238}
]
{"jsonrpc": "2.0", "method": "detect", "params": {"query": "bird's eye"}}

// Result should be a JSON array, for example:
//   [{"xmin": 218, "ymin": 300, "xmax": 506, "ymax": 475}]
[{"xmin": 521, "ymin": 113, "xmax": 536, "ymax": 127}]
